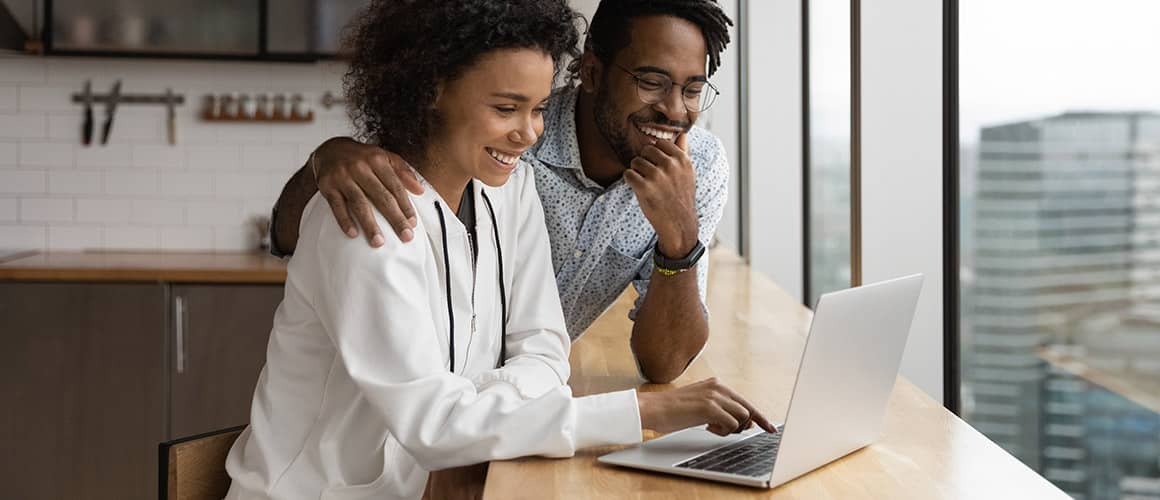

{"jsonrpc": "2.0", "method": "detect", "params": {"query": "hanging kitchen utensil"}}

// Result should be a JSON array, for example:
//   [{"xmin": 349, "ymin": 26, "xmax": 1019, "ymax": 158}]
[
  {"xmin": 81, "ymin": 80, "xmax": 94, "ymax": 146},
  {"xmin": 71, "ymin": 86, "xmax": 187, "ymax": 140},
  {"xmin": 165, "ymin": 88, "xmax": 177, "ymax": 145},
  {"xmin": 100, "ymin": 80, "xmax": 122, "ymax": 145}
]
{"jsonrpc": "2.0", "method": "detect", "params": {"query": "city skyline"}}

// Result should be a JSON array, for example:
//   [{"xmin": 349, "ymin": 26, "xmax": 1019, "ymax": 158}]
[{"xmin": 964, "ymin": 110, "xmax": 1160, "ymax": 499}]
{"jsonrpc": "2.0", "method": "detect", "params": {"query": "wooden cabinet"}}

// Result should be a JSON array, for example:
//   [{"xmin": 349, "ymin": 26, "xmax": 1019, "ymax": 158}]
[
  {"xmin": 169, "ymin": 284, "xmax": 283, "ymax": 438},
  {"xmin": 0, "ymin": 281, "xmax": 283, "ymax": 500},
  {"xmin": 0, "ymin": 283, "xmax": 167, "ymax": 500}
]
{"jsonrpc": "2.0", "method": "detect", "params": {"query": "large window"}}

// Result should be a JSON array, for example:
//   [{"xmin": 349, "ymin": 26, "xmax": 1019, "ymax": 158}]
[
  {"xmin": 957, "ymin": 1, "xmax": 1160, "ymax": 497},
  {"xmin": 806, "ymin": 0, "xmax": 853, "ymax": 306}
]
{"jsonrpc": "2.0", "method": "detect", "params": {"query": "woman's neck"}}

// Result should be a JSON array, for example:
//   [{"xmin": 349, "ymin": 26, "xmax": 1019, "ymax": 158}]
[{"xmin": 415, "ymin": 160, "xmax": 471, "ymax": 215}]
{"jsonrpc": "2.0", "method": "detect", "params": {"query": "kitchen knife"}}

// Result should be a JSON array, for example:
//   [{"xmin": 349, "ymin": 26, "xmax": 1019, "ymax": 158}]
[
  {"xmin": 81, "ymin": 80, "xmax": 93, "ymax": 146},
  {"xmin": 165, "ymin": 88, "xmax": 177, "ymax": 145},
  {"xmin": 100, "ymin": 80, "xmax": 122, "ymax": 145}
]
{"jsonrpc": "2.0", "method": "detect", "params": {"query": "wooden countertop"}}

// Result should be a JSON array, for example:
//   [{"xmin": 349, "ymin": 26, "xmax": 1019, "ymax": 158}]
[
  {"xmin": 483, "ymin": 248, "xmax": 1068, "ymax": 499},
  {"xmin": 0, "ymin": 251, "xmax": 287, "ymax": 284}
]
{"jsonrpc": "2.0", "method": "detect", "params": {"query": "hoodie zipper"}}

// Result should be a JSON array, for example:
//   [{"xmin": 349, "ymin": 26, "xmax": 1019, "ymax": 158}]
[
  {"xmin": 467, "ymin": 232, "xmax": 478, "ymax": 337},
  {"xmin": 463, "ymin": 219, "xmax": 479, "ymax": 373},
  {"xmin": 436, "ymin": 189, "xmax": 498, "ymax": 375}
]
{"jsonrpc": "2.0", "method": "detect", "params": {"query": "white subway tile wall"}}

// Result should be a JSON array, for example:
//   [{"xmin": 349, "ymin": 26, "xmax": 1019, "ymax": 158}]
[
  {"xmin": 0, "ymin": 198, "xmax": 17, "ymax": 221},
  {"xmin": 20, "ymin": 198, "xmax": 74, "ymax": 222},
  {"xmin": 0, "ymin": 55, "xmax": 354, "ymax": 251},
  {"xmin": 49, "ymin": 170, "xmax": 102, "ymax": 194},
  {"xmin": 48, "ymin": 225, "xmax": 102, "ymax": 250},
  {"xmin": 0, "ymin": 141, "xmax": 18, "ymax": 163},
  {"xmin": 0, "ymin": 88, "xmax": 19, "ymax": 111}
]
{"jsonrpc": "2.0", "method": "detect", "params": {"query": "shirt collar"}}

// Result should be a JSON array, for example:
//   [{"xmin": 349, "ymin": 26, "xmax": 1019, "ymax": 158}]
[{"xmin": 534, "ymin": 86, "xmax": 584, "ymax": 171}]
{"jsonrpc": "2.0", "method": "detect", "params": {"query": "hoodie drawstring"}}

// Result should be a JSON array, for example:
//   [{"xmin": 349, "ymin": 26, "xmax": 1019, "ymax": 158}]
[
  {"xmin": 481, "ymin": 191, "xmax": 508, "ymax": 368},
  {"xmin": 434, "ymin": 192, "xmax": 507, "ymax": 374},
  {"xmin": 434, "ymin": 201, "xmax": 456, "ymax": 372}
]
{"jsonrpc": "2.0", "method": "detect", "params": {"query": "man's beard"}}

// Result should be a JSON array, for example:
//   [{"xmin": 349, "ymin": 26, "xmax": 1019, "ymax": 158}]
[
  {"xmin": 593, "ymin": 86, "xmax": 637, "ymax": 168},
  {"xmin": 593, "ymin": 87, "xmax": 693, "ymax": 169}
]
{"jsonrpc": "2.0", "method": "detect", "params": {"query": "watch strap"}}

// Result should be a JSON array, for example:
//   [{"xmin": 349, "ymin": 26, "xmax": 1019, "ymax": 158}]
[{"xmin": 653, "ymin": 240, "xmax": 706, "ymax": 276}]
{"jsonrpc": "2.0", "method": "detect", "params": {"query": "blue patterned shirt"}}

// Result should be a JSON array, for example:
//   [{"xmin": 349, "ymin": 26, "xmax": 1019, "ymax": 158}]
[{"xmin": 527, "ymin": 86, "xmax": 730, "ymax": 339}]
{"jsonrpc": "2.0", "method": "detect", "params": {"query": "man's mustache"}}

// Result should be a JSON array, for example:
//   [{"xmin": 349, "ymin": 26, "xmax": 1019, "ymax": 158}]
[{"xmin": 633, "ymin": 112, "xmax": 691, "ymax": 130}]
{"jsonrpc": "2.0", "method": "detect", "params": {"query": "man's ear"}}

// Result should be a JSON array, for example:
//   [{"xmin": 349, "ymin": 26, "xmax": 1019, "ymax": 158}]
[{"xmin": 579, "ymin": 51, "xmax": 603, "ymax": 94}]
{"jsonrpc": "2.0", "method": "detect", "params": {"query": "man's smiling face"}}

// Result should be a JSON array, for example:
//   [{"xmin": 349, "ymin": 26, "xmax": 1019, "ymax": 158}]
[{"xmin": 591, "ymin": 15, "xmax": 709, "ymax": 167}]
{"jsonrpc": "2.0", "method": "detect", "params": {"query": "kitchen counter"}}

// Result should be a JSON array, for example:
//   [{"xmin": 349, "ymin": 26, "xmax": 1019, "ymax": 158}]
[
  {"xmin": 0, "ymin": 251, "xmax": 287, "ymax": 284},
  {"xmin": 0, "ymin": 249, "xmax": 38, "ymax": 263}
]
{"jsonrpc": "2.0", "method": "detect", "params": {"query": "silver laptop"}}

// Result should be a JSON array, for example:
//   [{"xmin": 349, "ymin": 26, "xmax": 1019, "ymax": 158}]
[{"xmin": 598, "ymin": 274, "xmax": 924, "ymax": 488}]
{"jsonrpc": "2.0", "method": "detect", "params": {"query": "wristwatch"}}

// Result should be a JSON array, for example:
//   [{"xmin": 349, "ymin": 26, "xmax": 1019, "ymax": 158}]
[{"xmin": 653, "ymin": 240, "xmax": 706, "ymax": 276}]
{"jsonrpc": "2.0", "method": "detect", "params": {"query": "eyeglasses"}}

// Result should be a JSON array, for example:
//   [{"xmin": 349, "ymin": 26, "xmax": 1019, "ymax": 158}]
[{"xmin": 614, "ymin": 63, "xmax": 719, "ymax": 113}]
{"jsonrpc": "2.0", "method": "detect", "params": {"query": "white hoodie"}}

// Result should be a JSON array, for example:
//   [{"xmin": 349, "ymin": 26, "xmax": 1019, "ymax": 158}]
[{"xmin": 224, "ymin": 163, "xmax": 642, "ymax": 500}]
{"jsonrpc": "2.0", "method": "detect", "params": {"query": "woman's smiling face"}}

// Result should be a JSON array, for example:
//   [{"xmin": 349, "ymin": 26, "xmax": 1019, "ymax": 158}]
[{"xmin": 425, "ymin": 48, "xmax": 555, "ymax": 190}]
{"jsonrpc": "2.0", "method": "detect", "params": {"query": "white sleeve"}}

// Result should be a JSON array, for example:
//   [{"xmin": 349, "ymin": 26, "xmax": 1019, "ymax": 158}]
[{"xmin": 308, "ymin": 199, "xmax": 640, "ymax": 471}]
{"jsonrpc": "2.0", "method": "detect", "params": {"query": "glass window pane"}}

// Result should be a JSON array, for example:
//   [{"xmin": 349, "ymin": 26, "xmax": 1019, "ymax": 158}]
[
  {"xmin": 266, "ymin": 0, "xmax": 368, "ymax": 55},
  {"xmin": 807, "ymin": 0, "xmax": 852, "ymax": 307},
  {"xmin": 959, "ymin": 1, "xmax": 1160, "ymax": 497},
  {"xmin": 51, "ymin": 0, "xmax": 260, "ymax": 55}
]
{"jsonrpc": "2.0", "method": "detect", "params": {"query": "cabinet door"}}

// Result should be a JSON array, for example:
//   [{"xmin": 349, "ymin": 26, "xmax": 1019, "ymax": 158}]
[
  {"xmin": 266, "ymin": 0, "xmax": 367, "ymax": 55},
  {"xmin": 0, "ymin": 283, "xmax": 166, "ymax": 500},
  {"xmin": 50, "ymin": 0, "xmax": 260, "ymax": 55},
  {"xmin": 169, "ymin": 285, "xmax": 283, "ymax": 438}
]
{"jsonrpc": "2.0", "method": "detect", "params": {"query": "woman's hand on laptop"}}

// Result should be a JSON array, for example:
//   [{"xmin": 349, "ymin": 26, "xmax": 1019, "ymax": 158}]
[
  {"xmin": 313, "ymin": 136, "xmax": 424, "ymax": 245},
  {"xmin": 637, "ymin": 378, "xmax": 776, "ymax": 436}
]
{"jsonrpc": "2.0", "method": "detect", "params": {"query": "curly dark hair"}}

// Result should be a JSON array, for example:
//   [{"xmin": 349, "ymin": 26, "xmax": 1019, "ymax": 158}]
[
  {"xmin": 586, "ymin": 0, "xmax": 733, "ymax": 77},
  {"xmin": 343, "ymin": 0, "xmax": 582, "ymax": 163}
]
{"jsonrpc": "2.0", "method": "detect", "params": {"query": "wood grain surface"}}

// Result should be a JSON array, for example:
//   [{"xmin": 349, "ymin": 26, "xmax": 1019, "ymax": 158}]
[
  {"xmin": 0, "ymin": 251, "xmax": 287, "ymax": 283},
  {"xmin": 483, "ymin": 248, "xmax": 1068, "ymax": 500}
]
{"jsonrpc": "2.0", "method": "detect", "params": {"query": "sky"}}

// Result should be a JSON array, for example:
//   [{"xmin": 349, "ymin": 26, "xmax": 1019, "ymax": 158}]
[
  {"xmin": 960, "ymin": 0, "xmax": 1160, "ymax": 143},
  {"xmin": 809, "ymin": 0, "xmax": 852, "ymax": 143}
]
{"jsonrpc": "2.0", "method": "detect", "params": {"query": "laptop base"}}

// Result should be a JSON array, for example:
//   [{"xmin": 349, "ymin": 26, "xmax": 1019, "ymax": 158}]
[{"xmin": 598, "ymin": 426, "xmax": 778, "ymax": 489}]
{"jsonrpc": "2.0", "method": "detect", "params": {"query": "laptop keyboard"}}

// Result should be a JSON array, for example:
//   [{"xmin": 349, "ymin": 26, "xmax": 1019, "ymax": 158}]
[{"xmin": 674, "ymin": 431, "xmax": 781, "ymax": 477}]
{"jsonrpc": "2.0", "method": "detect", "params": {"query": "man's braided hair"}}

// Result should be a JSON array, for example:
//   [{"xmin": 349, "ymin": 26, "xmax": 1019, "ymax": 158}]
[{"xmin": 585, "ymin": 0, "xmax": 734, "ymax": 77}]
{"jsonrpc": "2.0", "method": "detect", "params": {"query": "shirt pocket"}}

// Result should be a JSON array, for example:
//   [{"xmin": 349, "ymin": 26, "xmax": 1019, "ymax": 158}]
[
  {"xmin": 608, "ymin": 228, "xmax": 653, "ymax": 277},
  {"xmin": 609, "ymin": 211, "xmax": 654, "ymax": 259},
  {"xmin": 319, "ymin": 438, "xmax": 397, "ymax": 500},
  {"xmin": 599, "ymin": 243, "xmax": 650, "ymax": 288},
  {"xmin": 319, "ymin": 471, "xmax": 389, "ymax": 500}
]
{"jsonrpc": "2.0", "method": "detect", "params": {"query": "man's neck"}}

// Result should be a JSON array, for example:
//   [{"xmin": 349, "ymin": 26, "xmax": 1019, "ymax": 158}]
[{"xmin": 575, "ymin": 90, "xmax": 627, "ymax": 188}]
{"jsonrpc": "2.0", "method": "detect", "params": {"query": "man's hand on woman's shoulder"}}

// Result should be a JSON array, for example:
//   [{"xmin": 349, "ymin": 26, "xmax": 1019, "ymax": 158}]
[{"xmin": 313, "ymin": 137, "xmax": 425, "ymax": 245}]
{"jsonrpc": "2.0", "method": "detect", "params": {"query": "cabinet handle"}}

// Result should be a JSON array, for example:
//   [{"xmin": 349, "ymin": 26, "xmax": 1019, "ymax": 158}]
[{"xmin": 175, "ymin": 295, "xmax": 187, "ymax": 374}]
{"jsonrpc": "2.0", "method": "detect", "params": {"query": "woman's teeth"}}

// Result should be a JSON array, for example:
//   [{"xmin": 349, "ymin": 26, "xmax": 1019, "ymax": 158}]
[
  {"xmin": 487, "ymin": 148, "xmax": 517, "ymax": 165},
  {"xmin": 637, "ymin": 124, "xmax": 677, "ymax": 141}
]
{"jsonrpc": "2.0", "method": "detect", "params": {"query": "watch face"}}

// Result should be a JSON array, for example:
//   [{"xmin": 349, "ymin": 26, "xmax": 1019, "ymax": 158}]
[
  {"xmin": 655, "ymin": 240, "xmax": 705, "ymax": 270},
  {"xmin": 687, "ymin": 241, "xmax": 706, "ymax": 264}
]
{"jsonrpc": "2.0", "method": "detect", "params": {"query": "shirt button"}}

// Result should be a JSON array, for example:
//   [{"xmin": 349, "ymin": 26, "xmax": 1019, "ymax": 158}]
[{"xmin": 574, "ymin": 250, "xmax": 583, "ymax": 258}]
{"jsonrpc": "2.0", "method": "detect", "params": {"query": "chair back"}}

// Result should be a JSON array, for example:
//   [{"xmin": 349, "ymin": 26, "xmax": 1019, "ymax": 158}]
[{"xmin": 159, "ymin": 426, "xmax": 245, "ymax": 500}]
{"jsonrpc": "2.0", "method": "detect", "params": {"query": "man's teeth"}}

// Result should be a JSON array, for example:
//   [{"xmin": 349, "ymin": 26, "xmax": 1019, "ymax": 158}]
[
  {"xmin": 637, "ymin": 124, "xmax": 677, "ymax": 141},
  {"xmin": 487, "ymin": 148, "xmax": 517, "ymax": 165}
]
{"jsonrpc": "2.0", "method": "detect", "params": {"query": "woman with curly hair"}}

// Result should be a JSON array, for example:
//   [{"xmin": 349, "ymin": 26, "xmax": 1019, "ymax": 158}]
[{"xmin": 224, "ymin": 1, "xmax": 771, "ymax": 498}]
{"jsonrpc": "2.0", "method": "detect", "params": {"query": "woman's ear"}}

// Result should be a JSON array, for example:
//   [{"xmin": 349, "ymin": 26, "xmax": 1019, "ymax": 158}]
[{"xmin": 579, "ymin": 51, "xmax": 602, "ymax": 94}]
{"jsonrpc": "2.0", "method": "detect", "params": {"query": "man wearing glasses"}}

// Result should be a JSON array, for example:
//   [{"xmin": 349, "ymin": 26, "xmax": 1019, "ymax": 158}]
[{"xmin": 269, "ymin": 0, "xmax": 734, "ymax": 384}]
